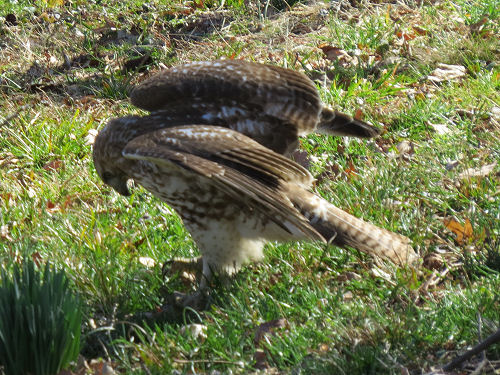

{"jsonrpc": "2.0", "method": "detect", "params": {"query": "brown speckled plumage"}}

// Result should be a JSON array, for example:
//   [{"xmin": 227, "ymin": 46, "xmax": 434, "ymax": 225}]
[
  {"xmin": 130, "ymin": 60, "xmax": 381, "ymax": 156},
  {"xmin": 93, "ymin": 119, "xmax": 416, "ymax": 293}
]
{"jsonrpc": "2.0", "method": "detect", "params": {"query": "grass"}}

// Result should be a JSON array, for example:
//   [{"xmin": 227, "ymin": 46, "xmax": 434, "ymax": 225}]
[{"xmin": 0, "ymin": 0, "xmax": 499, "ymax": 373}]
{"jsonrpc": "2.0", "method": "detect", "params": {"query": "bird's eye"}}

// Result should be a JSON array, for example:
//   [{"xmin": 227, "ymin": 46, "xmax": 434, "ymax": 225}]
[{"xmin": 101, "ymin": 171, "xmax": 113, "ymax": 184}]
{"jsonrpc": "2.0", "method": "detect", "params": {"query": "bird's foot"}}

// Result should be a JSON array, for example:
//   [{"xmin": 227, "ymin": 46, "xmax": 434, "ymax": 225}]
[
  {"xmin": 169, "ymin": 289, "xmax": 212, "ymax": 311},
  {"xmin": 162, "ymin": 256, "xmax": 203, "ymax": 284},
  {"xmin": 130, "ymin": 290, "xmax": 211, "ymax": 325}
]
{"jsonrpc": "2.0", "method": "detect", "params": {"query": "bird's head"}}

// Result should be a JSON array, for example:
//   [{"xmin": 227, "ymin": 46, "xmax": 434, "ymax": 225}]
[
  {"xmin": 92, "ymin": 119, "xmax": 132, "ymax": 197},
  {"xmin": 93, "ymin": 161, "xmax": 131, "ymax": 197}
]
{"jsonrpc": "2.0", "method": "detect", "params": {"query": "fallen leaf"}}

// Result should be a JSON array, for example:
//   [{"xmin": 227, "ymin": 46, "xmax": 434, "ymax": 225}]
[
  {"xmin": 180, "ymin": 323, "xmax": 207, "ymax": 340},
  {"xmin": 344, "ymin": 160, "xmax": 357, "ymax": 178},
  {"xmin": 469, "ymin": 16, "xmax": 488, "ymax": 34},
  {"xmin": 318, "ymin": 44, "xmax": 357, "ymax": 68},
  {"xmin": 43, "ymin": 160, "xmax": 64, "ymax": 172},
  {"xmin": 46, "ymin": 200, "xmax": 59, "ymax": 213},
  {"xmin": 445, "ymin": 160, "xmax": 460, "ymax": 171},
  {"xmin": 88, "ymin": 360, "xmax": 115, "ymax": 375},
  {"xmin": 318, "ymin": 44, "xmax": 346, "ymax": 60},
  {"xmin": 412, "ymin": 25, "xmax": 428, "ymax": 35},
  {"xmin": 396, "ymin": 140, "xmax": 414, "ymax": 156},
  {"xmin": 138, "ymin": 256, "xmax": 156, "ymax": 268},
  {"xmin": 354, "ymin": 108, "xmax": 365, "ymax": 121},
  {"xmin": 427, "ymin": 64, "xmax": 466, "ymax": 82},
  {"xmin": 396, "ymin": 30, "xmax": 417, "ymax": 41},
  {"xmin": 254, "ymin": 318, "xmax": 288, "ymax": 345},
  {"xmin": 1, "ymin": 225, "xmax": 13, "ymax": 241},
  {"xmin": 443, "ymin": 217, "xmax": 473, "ymax": 244},
  {"xmin": 427, "ymin": 121, "xmax": 451, "ymax": 135},
  {"xmin": 62, "ymin": 195, "xmax": 73, "ymax": 210},
  {"xmin": 458, "ymin": 161, "xmax": 497, "ymax": 179},
  {"xmin": 85, "ymin": 129, "xmax": 99, "ymax": 145}
]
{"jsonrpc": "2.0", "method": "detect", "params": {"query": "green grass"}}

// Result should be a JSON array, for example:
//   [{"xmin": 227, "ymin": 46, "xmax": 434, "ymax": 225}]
[{"xmin": 1, "ymin": 0, "xmax": 499, "ymax": 374}]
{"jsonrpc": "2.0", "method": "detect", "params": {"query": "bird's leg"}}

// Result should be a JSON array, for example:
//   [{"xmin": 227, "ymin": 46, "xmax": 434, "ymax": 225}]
[{"xmin": 172, "ymin": 258, "xmax": 213, "ymax": 310}]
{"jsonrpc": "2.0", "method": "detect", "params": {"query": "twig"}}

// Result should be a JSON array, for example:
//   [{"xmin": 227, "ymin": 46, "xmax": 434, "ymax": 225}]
[
  {"xmin": 173, "ymin": 359, "xmax": 240, "ymax": 364},
  {"xmin": 470, "ymin": 358, "xmax": 487, "ymax": 375},
  {"xmin": 477, "ymin": 313, "xmax": 485, "ymax": 362},
  {"xmin": 442, "ymin": 328, "xmax": 500, "ymax": 372}
]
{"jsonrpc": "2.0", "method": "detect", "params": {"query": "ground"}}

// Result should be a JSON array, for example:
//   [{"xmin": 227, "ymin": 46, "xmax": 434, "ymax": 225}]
[{"xmin": 0, "ymin": 0, "xmax": 499, "ymax": 373}]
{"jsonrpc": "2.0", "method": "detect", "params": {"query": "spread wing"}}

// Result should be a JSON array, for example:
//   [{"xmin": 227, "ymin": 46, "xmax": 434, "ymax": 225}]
[
  {"xmin": 122, "ymin": 125, "xmax": 324, "ymax": 241},
  {"xmin": 130, "ymin": 60, "xmax": 321, "ymax": 128},
  {"xmin": 130, "ymin": 60, "xmax": 322, "ymax": 154}
]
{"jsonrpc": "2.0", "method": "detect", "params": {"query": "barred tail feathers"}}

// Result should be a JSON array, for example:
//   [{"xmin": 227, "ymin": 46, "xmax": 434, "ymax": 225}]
[
  {"xmin": 318, "ymin": 108, "xmax": 382, "ymax": 139},
  {"xmin": 291, "ymin": 189, "xmax": 417, "ymax": 266}
]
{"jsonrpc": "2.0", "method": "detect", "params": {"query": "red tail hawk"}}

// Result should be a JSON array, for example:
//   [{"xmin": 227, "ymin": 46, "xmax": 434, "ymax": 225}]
[{"xmin": 93, "ymin": 119, "xmax": 416, "ymax": 308}]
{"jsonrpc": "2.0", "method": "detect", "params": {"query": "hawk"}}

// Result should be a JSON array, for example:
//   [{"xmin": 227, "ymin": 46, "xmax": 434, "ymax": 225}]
[
  {"xmin": 130, "ymin": 59, "xmax": 381, "ymax": 156},
  {"xmin": 93, "ymin": 118, "xmax": 416, "ymax": 308}
]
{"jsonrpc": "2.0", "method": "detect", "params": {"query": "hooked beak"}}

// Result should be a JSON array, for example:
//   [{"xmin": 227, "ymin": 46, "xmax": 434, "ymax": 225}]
[{"xmin": 108, "ymin": 176, "xmax": 131, "ymax": 196}]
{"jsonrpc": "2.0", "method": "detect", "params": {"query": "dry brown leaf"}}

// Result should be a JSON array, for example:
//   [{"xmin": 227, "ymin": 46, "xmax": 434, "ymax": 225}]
[
  {"xmin": 254, "ymin": 318, "xmax": 288, "ymax": 345},
  {"xmin": 443, "ymin": 217, "xmax": 473, "ymax": 244},
  {"xmin": 43, "ymin": 160, "xmax": 64, "ymax": 172},
  {"xmin": 318, "ymin": 44, "xmax": 357, "ymax": 68},
  {"xmin": 344, "ymin": 160, "xmax": 357, "ymax": 178},
  {"xmin": 88, "ymin": 360, "xmax": 115, "ymax": 375},
  {"xmin": 412, "ymin": 25, "xmax": 428, "ymax": 35},
  {"xmin": 61, "ymin": 195, "xmax": 73, "ymax": 211},
  {"xmin": 46, "ymin": 200, "xmax": 59, "ymax": 213},
  {"xmin": 354, "ymin": 108, "xmax": 365, "ymax": 121},
  {"xmin": 458, "ymin": 161, "xmax": 497, "ymax": 179},
  {"xmin": 427, "ymin": 64, "xmax": 466, "ymax": 82},
  {"xmin": 470, "ymin": 16, "xmax": 488, "ymax": 34},
  {"xmin": 396, "ymin": 30, "xmax": 417, "ymax": 41}
]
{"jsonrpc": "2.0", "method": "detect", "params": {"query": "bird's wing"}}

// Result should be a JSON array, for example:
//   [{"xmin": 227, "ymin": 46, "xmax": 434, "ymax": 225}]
[
  {"xmin": 130, "ymin": 59, "xmax": 321, "ymax": 131},
  {"xmin": 122, "ymin": 125, "xmax": 323, "ymax": 242}
]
